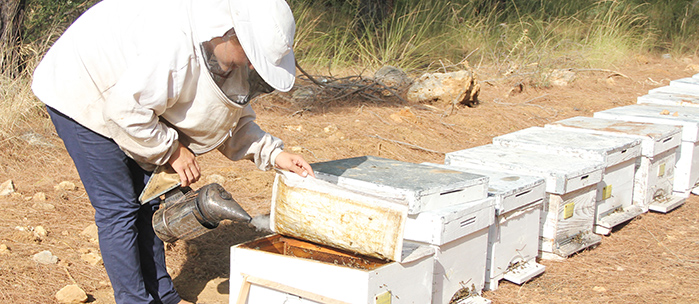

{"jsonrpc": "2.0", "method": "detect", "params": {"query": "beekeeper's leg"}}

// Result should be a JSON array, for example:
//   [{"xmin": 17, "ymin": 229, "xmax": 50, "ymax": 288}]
[{"xmin": 47, "ymin": 106, "xmax": 181, "ymax": 304}]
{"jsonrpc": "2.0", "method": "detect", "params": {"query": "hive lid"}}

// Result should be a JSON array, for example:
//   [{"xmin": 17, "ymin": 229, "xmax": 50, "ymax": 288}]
[
  {"xmin": 638, "ymin": 93, "xmax": 699, "ymax": 107},
  {"xmin": 546, "ymin": 116, "xmax": 682, "ymax": 157},
  {"xmin": 649, "ymin": 85, "xmax": 699, "ymax": 97},
  {"xmin": 270, "ymin": 170, "xmax": 432, "ymax": 262},
  {"xmin": 446, "ymin": 144, "xmax": 604, "ymax": 194},
  {"xmin": 422, "ymin": 162, "xmax": 545, "ymax": 214},
  {"xmin": 594, "ymin": 104, "xmax": 699, "ymax": 142},
  {"xmin": 669, "ymin": 77, "xmax": 699, "ymax": 92},
  {"xmin": 311, "ymin": 156, "xmax": 489, "ymax": 214},
  {"xmin": 493, "ymin": 126, "xmax": 641, "ymax": 166}
]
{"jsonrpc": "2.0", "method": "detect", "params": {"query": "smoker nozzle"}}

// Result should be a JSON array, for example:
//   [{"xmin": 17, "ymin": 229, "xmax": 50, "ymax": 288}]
[{"xmin": 195, "ymin": 183, "xmax": 252, "ymax": 228}]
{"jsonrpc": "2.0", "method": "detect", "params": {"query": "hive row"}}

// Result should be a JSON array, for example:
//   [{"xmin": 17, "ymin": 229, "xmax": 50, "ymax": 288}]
[{"xmin": 229, "ymin": 73, "xmax": 699, "ymax": 304}]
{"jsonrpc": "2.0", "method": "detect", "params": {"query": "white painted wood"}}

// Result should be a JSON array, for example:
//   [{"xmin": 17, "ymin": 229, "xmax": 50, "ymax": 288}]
[
  {"xmin": 638, "ymin": 93, "xmax": 699, "ymax": 108},
  {"xmin": 591, "ymin": 159, "xmax": 641, "ymax": 235},
  {"xmin": 539, "ymin": 185, "xmax": 601, "ymax": 259},
  {"xmin": 545, "ymin": 116, "xmax": 681, "ymax": 158},
  {"xmin": 455, "ymin": 297, "xmax": 492, "ymax": 304},
  {"xmin": 421, "ymin": 163, "xmax": 546, "ymax": 214},
  {"xmin": 649, "ymin": 85, "xmax": 699, "ymax": 97},
  {"xmin": 493, "ymin": 127, "xmax": 642, "ymax": 167},
  {"xmin": 546, "ymin": 117, "xmax": 684, "ymax": 212},
  {"xmin": 310, "ymin": 156, "xmax": 489, "ymax": 214},
  {"xmin": 694, "ymin": 73, "xmax": 699, "ymax": 80},
  {"xmin": 594, "ymin": 104, "xmax": 699, "ymax": 196},
  {"xmin": 502, "ymin": 260, "xmax": 546, "ymax": 285},
  {"xmin": 403, "ymin": 197, "xmax": 494, "ymax": 246},
  {"xmin": 445, "ymin": 145, "xmax": 603, "ymax": 259},
  {"xmin": 417, "ymin": 163, "xmax": 545, "ymax": 290},
  {"xmin": 229, "ymin": 235, "xmax": 435, "ymax": 304},
  {"xmin": 486, "ymin": 202, "xmax": 544, "ymax": 290},
  {"xmin": 492, "ymin": 127, "xmax": 642, "ymax": 234},
  {"xmin": 430, "ymin": 226, "xmax": 490, "ymax": 304},
  {"xmin": 673, "ymin": 140, "xmax": 699, "ymax": 197},
  {"xmin": 446, "ymin": 145, "xmax": 604, "ymax": 195},
  {"xmin": 670, "ymin": 77, "xmax": 699, "ymax": 92}
]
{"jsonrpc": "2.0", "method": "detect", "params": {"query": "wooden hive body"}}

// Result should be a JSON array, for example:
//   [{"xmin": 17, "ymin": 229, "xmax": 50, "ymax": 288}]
[
  {"xmin": 492, "ymin": 127, "xmax": 642, "ymax": 235},
  {"xmin": 594, "ymin": 104, "xmax": 699, "ymax": 197},
  {"xmin": 446, "ymin": 145, "xmax": 604, "ymax": 260},
  {"xmin": 546, "ymin": 116, "xmax": 685, "ymax": 212},
  {"xmin": 422, "ymin": 163, "xmax": 546, "ymax": 291},
  {"xmin": 229, "ymin": 234, "xmax": 435, "ymax": 304}
]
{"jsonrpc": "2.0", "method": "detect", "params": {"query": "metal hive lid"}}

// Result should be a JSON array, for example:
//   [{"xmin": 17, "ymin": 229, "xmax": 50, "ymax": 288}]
[
  {"xmin": 493, "ymin": 126, "xmax": 642, "ymax": 165},
  {"xmin": 594, "ymin": 103, "xmax": 699, "ymax": 142},
  {"xmin": 311, "ymin": 156, "xmax": 488, "ymax": 193}
]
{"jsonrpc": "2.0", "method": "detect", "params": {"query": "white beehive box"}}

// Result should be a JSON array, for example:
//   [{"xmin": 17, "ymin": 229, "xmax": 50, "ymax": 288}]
[
  {"xmin": 310, "ymin": 156, "xmax": 489, "ymax": 214},
  {"xmin": 404, "ymin": 197, "xmax": 495, "ymax": 304},
  {"xmin": 669, "ymin": 77, "xmax": 699, "ymax": 92},
  {"xmin": 594, "ymin": 104, "xmax": 699, "ymax": 197},
  {"xmin": 230, "ymin": 234, "xmax": 435, "ymax": 304},
  {"xmin": 546, "ymin": 116, "xmax": 685, "ymax": 213},
  {"xmin": 638, "ymin": 93, "xmax": 699, "ymax": 107},
  {"xmin": 649, "ymin": 85, "xmax": 699, "ymax": 97},
  {"xmin": 446, "ymin": 144, "xmax": 604, "ymax": 260},
  {"xmin": 422, "ymin": 163, "xmax": 546, "ymax": 290},
  {"xmin": 493, "ymin": 127, "xmax": 643, "ymax": 235}
]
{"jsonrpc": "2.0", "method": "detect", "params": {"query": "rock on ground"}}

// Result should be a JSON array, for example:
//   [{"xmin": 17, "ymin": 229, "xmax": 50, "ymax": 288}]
[
  {"xmin": 55, "ymin": 284, "xmax": 88, "ymax": 304},
  {"xmin": 407, "ymin": 70, "xmax": 480, "ymax": 107},
  {"xmin": 0, "ymin": 179, "xmax": 15, "ymax": 196},
  {"xmin": 32, "ymin": 250, "xmax": 58, "ymax": 264}
]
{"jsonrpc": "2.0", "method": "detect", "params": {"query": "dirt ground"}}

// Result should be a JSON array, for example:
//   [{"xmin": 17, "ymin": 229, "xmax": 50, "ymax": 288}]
[{"xmin": 1, "ymin": 55, "xmax": 699, "ymax": 304}]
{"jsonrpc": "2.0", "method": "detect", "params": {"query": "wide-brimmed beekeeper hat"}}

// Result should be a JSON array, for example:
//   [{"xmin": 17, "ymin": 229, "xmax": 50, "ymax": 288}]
[
  {"xmin": 191, "ymin": 0, "xmax": 296, "ymax": 92},
  {"xmin": 230, "ymin": 0, "xmax": 296, "ymax": 92}
]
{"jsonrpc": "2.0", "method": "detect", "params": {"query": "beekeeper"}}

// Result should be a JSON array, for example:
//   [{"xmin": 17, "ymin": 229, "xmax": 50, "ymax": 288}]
[{"xmin": 31, "ymin": 0, "xmax": 313, "ymax": 303}]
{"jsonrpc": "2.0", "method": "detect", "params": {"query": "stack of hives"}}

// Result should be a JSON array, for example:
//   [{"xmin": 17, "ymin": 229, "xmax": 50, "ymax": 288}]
[{"xmin": 229, "ymin": 72, "xmax": 699, "ymax": 304}]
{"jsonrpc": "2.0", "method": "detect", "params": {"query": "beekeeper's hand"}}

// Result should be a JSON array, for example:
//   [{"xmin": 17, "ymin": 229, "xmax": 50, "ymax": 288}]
[
  {"xmin": 168, "ymin": 143, "xmax": 201, "ymax": 187},
  {"xmin": 275, "ymin": 151, "xmax": 315, "ymax": 178}
]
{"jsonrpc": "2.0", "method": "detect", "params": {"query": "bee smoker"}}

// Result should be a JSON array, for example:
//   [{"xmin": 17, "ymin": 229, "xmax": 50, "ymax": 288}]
[{"xmin": 152, "ymin": 183, "xmax": 252, "ymax": 243}]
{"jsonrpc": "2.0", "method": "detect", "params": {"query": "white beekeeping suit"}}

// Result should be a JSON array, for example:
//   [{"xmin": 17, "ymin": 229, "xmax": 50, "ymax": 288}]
[{"xmin": 32, "ymin": 0, "xmax": 296, "ymax": 170}]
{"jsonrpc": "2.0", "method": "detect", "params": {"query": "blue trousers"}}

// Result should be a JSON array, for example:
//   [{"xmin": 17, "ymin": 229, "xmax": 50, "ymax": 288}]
[{"xmin": 47, "ymin": 106, "xmax": 181, "ymax": 304}]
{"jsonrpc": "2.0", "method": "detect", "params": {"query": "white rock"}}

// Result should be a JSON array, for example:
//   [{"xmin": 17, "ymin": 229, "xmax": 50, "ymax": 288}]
[
  {"xmin": 32, "ymin": 202, "xmax": 55, "ymax": 211},
  {"xmin": 0, "ymin": 243, "xmax": 10, "ymax": 254},
  {"xmin": 323, "ymin": 125, "xmax": 338, "ymax": 133},
  {"xmin": 548, "ymin": 69, "xmax": 576, "ymax": 86},
  {"xmin": 205, "ymin": 174, "xmax": 226, "ymax": 185},
  {"xmin": 55, "ymin": 284, "xmax": 88, "ymax": 304},
  {"xmin": 407, "ymin": 70, "xmax": 480, "ymax": 107},
  {"xmin": 32, "ymin": 192, "xmax": 47, "ymax": 201},
  {"xmin": 33, "ymin": 250, "xmax": 59, "ymax": 264},
  {"xmin": 80, "ymin": 224, "xmax": 99, "ymax": 241},
  {"xmin": 54, "ymin": 181, "xmax": 77, "ymax": 191},
  {"xmin": 34, "ymin": 226, "xmax": 48, "ymax": 237},
  {"xmin": 81, "ymin": 252, "xmax": 102, "ymax": 266},
  {"xmin": 0, "ymin": 180, "xmax": 15, "ymax": 196}
]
